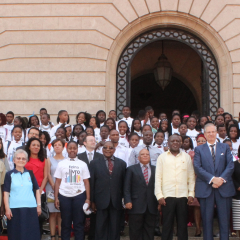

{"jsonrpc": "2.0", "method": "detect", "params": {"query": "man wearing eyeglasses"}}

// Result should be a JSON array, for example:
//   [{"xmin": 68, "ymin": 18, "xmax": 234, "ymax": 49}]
[
  {"xmin": 16, "ymin": 127, "xmax": 40, "ymax": 151},
  {"xmin": 194, "ymin": 123, "xmax": 235, "ymax": 240},
  {"xmin": 90, "ymin": 141, "xmax": 126, "ymax": 240}
]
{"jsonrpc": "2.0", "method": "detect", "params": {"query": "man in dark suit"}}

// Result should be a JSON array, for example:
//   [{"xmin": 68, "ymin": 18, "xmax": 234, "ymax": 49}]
[
  {"xmin": 90, "ymin": 141, "xmax": 126, "ymax": 240},
  {"xmin": 77, "ymin": 135, "xmax": 103, "ymax": 240},
  {"xmin": 124, "ymin": 149, "xmax": 158, "ymax": 240},
  {"xmin": 77, "ymin": 135, "xmax": 103, "ymax": 167},
  {"xmin": 194, "ymin": 123, "xmax": 235, "ymax": 240}
]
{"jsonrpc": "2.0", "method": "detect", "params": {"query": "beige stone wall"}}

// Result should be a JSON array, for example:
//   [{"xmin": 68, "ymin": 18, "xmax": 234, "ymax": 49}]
[{"xmin": 0, "ymin": 0, "xmax": 239, "ymax": 123}]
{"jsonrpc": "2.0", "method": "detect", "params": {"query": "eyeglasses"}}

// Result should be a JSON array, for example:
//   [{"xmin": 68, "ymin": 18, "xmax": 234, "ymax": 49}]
[
  {"xmin": 103, "ymin": 147, "xmax": 115, "ymax": 150},
  {"xmin": 29, "ymin": 133, "xmax": 39, "ymax": 137},
  {"xmin": 15, "ymin": 157, "xmax": 27, "ymax": 161}
]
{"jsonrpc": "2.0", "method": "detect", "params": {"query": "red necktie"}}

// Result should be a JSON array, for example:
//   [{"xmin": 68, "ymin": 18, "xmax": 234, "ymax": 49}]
[
  {"xmin": 108, "ymin": 159, "xmax": 113, "ymax": 175},
  {"xmin": 120, "ymin": 136, "xmax": 125, "ymax": 138},
  {"xmin": 158, "ymin": 146, "xmax": 162, "ymax": 148},
  {"xmin": 143, "ymin": 166, "xmax": 148, "ymax": 185}
]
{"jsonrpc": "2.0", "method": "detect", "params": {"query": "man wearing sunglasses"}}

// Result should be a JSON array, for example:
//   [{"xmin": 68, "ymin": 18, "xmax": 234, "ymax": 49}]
[{"xmin": 90, "ymin": 141, "xmax": 126, "ymax": 240}]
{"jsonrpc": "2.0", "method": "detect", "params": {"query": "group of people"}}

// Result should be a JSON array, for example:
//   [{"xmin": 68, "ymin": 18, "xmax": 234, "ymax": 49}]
[{"xmin": 0, "ymin": 105, "xmax": 239, "ymax": 240}]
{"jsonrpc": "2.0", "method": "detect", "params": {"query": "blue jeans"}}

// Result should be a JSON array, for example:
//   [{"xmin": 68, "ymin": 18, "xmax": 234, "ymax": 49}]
[{"xmin": 59, "ymin": 192, "xmax": 86, "ymax": 240}]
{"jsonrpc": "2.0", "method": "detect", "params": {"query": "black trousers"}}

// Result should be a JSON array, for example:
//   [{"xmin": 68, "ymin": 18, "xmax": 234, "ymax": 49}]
[
  {"xmin": 129, "ymin": 208, "xmax": 156, "ymax": 240},
  {"xmin": 88, "ymin": 213, "xmax": 96, "ymax": 240},
  {"xmin": 161, "ymin": 197, "xmax": 188, "ymax": 240},
  {"xmin": 95, "ymin": 201, "xmax": 121, "ymax": 240}
]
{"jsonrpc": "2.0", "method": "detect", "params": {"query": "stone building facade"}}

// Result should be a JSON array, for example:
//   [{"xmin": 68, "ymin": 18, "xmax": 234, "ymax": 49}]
[{"xmin": 0, "ymin": 0, "xmax": 239, "ymax": 123}]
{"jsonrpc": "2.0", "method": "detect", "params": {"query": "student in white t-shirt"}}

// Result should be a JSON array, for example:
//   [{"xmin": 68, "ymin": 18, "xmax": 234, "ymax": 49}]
[
  {"xmin": 0, "ymin": 114, "xmax": 7, "ymax": 143},
  {"xmin": 54, "ymin": 141, "xmax": 90, "ymax": 240},
  {"xmin": 96, "ymin": 110, "xmax": 106, "ymax": 128},
  {"xmin": 228, "ymin": 124, "xmax": 240, "ymax": 158},
  {"xmin": 76, "ymin": 112, "xmax": 91, "ymax": 130},
  {"xmin": 70, "ymin": 124, "xmax": 84, "ymax": 142},
  {"xmin": 4, "ymin": 125, "xmax": 24, "ymax": 170},
  {"xmin": 186, "ymin": 116, "xmax": 199, "ymax": 148},
  {"xmin": 217, "ymin": 124, "xmax": 227, "ymax": 143},
  {"xmin": 4, "ymin": 111, "xmax": 14, "ymax": 142},
  {"xmin": 108, "ymin": 110, "xmax": 117, "ymax": 121},
  {"xmin": 48, "ymin": 127, "xmax": 68, "ymax": 158},
  {"xmin": 39, "ymin": 113, "xmax": 53, "ymax": 135},
  {"xmin": 26, "ymin": 115, "xmax": 40, "ymax": 142},
  {"xmin": 12, "ymin": 116, "xmax": 27, "ymax": 142},
  {"xmin": 118, "ymin": 106, "xmax": 133, "ymax": 130},
  {"xmin": 199, "ymin": 116, "xmax": 209, "ymax": 133},
  {"xmin": 158, "ymin": 119, "xmax": 170, "ymax": 148},
  {"xmin": 77, "ymin": 131, "xmax": 87, "ymax": 154},
  {"xmin": 130, "ymin": 118, "xmax": 142, "ymax": 137},
  {"xmin": 141, "ymin": 106, "xmax": 154, "ymax": 126},
  {"xmin": 117, "ymin": 120, "xmax": 130, "ymax": 148},
  {"xmin": 50, "ymin": 110, "xmax": 69, "ymax": 139},
  {"xmin": 153, "ymin": 131, "xmax": 165, "ymax": 150},
  {"xmin": 89, "ymin": 117, "xmax": 100, "ymax": 143},
  {"xmin": 171, "ymin": 113, "xmax": 181, "ymax": 134}
]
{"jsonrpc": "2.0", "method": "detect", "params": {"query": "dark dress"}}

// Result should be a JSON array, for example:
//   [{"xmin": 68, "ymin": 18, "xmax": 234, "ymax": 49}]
[{"xmin": 4, "ymin": 168, "xmax": 40, "ymax": 240}]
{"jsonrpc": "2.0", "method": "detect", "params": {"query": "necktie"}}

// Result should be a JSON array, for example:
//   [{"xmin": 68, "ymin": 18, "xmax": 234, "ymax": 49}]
[
  {"xmin": 120, "ymin": 136, "xmax": 125, "ymax": 138},
  {"xmin": 146, "ymin": 145, "xmax": 150, "ymax": 151},
  {"xmin": 210, "ymin": 144, "xmax": 215, "ymax": 164},
  {"xmin": 70, "ymin": 158, "xmax": 75, "ymax": 161},
  {"xmin": 108, "ymin": 159, "xmax": 113, "ymax": 175},
  {"xmin": 157, "ymin": 145, "xmax": 162, "ymax": 148},
  {"xmin": 143, "ymin": 165, "xmax": 148, "ymax": 185},
  {"xmin": 88, "ymin": 152, "xmax": 93, "ymax": 162}
]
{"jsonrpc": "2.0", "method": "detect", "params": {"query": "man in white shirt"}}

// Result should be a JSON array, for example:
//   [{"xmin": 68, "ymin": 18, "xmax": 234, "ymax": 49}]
[
  {"xmin": 118, "ymin": 106, "xmax": 133, "ymax": 130},
  {"xmin": 4, "ymin": 111, "xmax": 14, "ymax": 141},
  {"xmin": 155, "ymin": 134, "xmax": 195, "ymax": 240},
  {"xmin": 97, "ymin": 130, "xmax": 129, "ymax": 166},
  {"xmin": 128, "ymin": 131, "xmax": 163, "ymax": 167}
]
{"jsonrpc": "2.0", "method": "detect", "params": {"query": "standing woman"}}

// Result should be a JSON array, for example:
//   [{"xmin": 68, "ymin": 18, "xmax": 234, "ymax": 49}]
[
  {"xmin": 0, "ymin": 113, "xmax": 7, "ymax": 142},
  {"xmin": 25, "ymin": 138, "xmax": 48, "ymax": 236},
  {"xmin": 118, "ymin": 120, "xmax": 130, "ymax": 148},
  {"xmin": 54, "ymin": 141, "xmax": 90, "ymax": 240},
  {"xmin": 46, "ymin": 139, "xmax": 66, "ymax": 240},
  {"xmin": 4, "ymin": 149, "xmax": 41, "ymax": 240},
  {"xmin": 228, "ymin": 124, "xmax": 240, "ymax": 158},
  {"xmin": 105, "ymin": 118, "xmax": 116, "ymax": 131},
  {"xmin": 89, "ymin": 117, "xmax": 100, "ymax": 143},
  {"xmin": 171, "ymin": 113, "xmax": 181, "ymax": 134},
  {"xmin": 232, "ymin": 146, "xmax": 240, "ymax": 236}
]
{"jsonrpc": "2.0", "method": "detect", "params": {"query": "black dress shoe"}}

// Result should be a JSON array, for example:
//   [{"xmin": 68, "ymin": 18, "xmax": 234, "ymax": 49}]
[
  {"xmin": 154, "ymin": 229, "xmax": 162, "ymax": 236},
  {"xmin": 195, "ymin": 232, "xmax": 202, "ymax": 237}
]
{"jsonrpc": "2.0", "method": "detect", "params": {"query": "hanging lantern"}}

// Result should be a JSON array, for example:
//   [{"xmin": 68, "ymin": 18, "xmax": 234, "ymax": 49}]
[{"xmin": 154, "ymin": 41, "xmax": 173, "ymax": 90}]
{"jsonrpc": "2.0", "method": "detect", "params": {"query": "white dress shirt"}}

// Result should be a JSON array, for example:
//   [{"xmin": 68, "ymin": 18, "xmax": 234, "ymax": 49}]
[{"xmin": 85, "ymin": 149, "xmax": 95, "ymax": 163}]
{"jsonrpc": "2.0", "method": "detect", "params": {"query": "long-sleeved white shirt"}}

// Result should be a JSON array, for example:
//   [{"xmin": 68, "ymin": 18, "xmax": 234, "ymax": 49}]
[{"xmin": 155, "ymin": 150, "xmax": 195, "ymax": 200}]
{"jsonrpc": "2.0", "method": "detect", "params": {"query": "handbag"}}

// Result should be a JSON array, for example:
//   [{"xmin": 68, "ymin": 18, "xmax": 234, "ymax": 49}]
[
  {"xmin": 38, "ymin": 201, "xmax": 49, "ymax": 221},
  {"xmin": 28, "ymin": 170, "xmax": 49, "ymax": 221}
]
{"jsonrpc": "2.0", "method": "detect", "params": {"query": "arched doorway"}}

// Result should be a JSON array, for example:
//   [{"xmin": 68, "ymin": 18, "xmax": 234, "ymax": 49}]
[
  {"xmin": 116, "ymin": 28, "xmax": 220, "ymax": 119},
  {"xmin": 131, "ymin": 73, "xmax": 198, "ymax": 117}
]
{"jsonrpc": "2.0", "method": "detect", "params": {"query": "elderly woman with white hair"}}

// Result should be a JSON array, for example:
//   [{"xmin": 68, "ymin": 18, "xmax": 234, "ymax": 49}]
[{"xmin": 3, "ymin": 149, "xmax": 42, "ymax": 240}]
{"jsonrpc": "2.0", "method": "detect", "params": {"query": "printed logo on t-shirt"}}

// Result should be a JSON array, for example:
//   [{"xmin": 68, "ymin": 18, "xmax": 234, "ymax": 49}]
[{"xmin": 64, "ymin": 165, "xmax": 81, "ymax": 184}]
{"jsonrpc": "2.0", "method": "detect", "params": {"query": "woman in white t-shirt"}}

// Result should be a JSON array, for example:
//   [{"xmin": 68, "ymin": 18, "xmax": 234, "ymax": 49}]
[
  {"xmin": 171, "ymin": 113, "xmax": 181, "ymax": 134},
  {"xmin": 89, "ymin": 117, "xmax": 101, "ymax": 143},
  {"xmin": 186, "ymin": 116, "xmax": 199, "ymax": 148},
  {"xmin": 4, "ymin": 125, "xmax": 24, "ymax": 170},
  {"xmin": 228, "ymin": 124, "xmax": 240, "ymax": 158},
  {"xmin": 54, "ymin": 141, "xmax": 90, "ymax": 240},
  {"xmin": 0, "ymin": 114, "xmax": 7, "ymax": 142}
]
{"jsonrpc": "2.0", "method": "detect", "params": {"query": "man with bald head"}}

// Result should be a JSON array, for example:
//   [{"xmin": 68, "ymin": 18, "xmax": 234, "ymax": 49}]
[
  {"xmin": 124, "ymin": 149, "xmax": 158, "ymax": 240},
  {"xmin": 90, "ymin": 141, "xmax": 126, "ymax": 240},
  {"xmin": 128, "ymin": 130, "xmax": 163, "ymax": 167},
  {"xmin": 194, "ymin": 123, "xmax": 235, "ymax": 240},
  {"xmin": 155, "ymin": 134, "xmax": 195, "ymax": 240}
]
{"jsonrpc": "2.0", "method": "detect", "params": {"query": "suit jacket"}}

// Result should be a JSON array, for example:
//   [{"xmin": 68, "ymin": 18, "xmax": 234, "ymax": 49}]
[
  {"xmin": 124, "ymin": 164, "xmax": 158, "ymax": 215},
  {"xmin": 77, "ymin": 151, "xmax": 103, "ymax": 169},
  {"xmin": 90, "ymin": 156, "xmax": 126, "ymax": 210},
  {"xmin": 194, "ymin": 142, "xmax": 235, "ymax": 198}
]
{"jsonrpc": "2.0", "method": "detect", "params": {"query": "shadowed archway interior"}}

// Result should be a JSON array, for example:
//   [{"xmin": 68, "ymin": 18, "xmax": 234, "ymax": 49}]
[{"xmin": 131, "ymin": 73, "xmax": 198, "ymax": 117}]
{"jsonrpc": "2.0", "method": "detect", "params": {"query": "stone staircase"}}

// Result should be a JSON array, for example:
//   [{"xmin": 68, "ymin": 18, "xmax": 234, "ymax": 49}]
[{"xmin": 41, "ymin": 219, "xmax": 240, "ymax": 239}]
